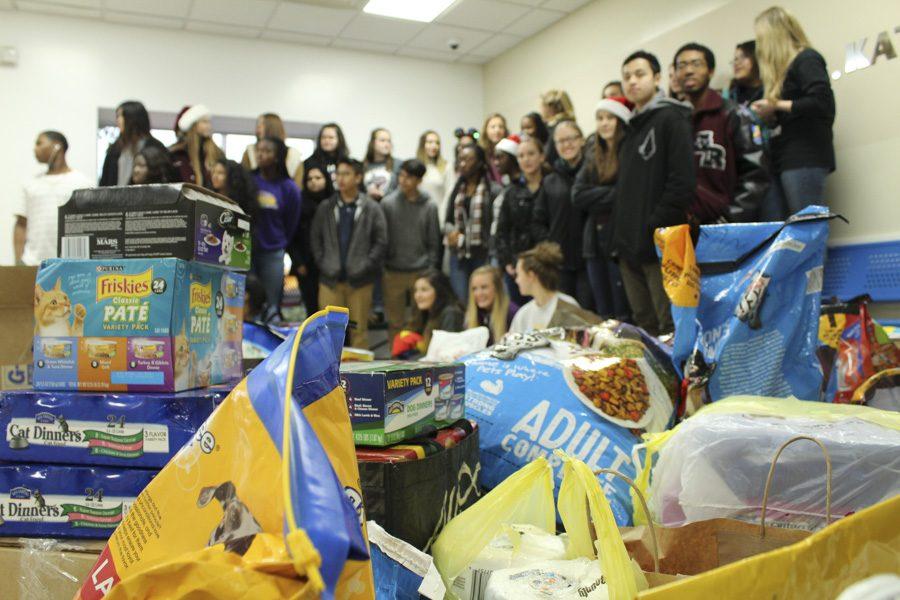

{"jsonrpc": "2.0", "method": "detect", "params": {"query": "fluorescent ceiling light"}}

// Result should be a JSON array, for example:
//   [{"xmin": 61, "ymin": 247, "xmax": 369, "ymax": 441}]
[{"xmin": 363, "ymin": 0, "xmax": 455, "ymax": 23}]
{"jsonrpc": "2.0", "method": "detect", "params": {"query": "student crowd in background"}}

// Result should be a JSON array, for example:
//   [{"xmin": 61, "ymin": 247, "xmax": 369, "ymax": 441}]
[{"xmin": 15, "ymin": 6, "xmax": 835, "ymax": 352}]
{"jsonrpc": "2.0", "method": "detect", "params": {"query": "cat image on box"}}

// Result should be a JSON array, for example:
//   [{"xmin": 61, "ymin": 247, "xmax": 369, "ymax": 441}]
[
  {"xmin": 173, "ymin": 324, "xmax": 197, "ymax": 391},
  {"xmin": 34, "ymin": 278, "xmax": 85, "ymax": 337}
]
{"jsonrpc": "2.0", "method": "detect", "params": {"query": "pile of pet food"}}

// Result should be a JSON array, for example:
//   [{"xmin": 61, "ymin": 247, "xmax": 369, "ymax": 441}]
[{"xmin": 1, "ymin": 184, "xmax": 248, "ymax": 542}]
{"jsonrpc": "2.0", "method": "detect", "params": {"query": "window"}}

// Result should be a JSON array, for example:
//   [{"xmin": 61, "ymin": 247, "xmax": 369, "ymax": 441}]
[{"xmin": 97, "ymin": 109, "xmax": 320, "ymax": 180}]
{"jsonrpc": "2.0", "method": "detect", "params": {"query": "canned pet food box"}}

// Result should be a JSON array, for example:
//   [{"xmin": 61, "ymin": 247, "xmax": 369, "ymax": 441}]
[
  {"xmin": 58, "ymin": 183, "xmax": 251, "ymax": 271},
  {"xmin": 340, "ymin": 361, "xmax": 465, "ymax": 446},
  {"xmin": 0, "ymin": 463, "xmax": 155, "ymax": 539},
  {"xmin": 33, "ymin": 258, "xmax": 245, "ymax": 392},
  {"xmin": 0, "ymin": 387, "xmax": 228, "ymax": 468}
]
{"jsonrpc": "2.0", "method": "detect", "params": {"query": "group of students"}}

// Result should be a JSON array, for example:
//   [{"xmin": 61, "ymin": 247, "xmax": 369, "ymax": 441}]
[{"xmin": 14, "ymin": 6, "xmax": 835, "ymax": 352}]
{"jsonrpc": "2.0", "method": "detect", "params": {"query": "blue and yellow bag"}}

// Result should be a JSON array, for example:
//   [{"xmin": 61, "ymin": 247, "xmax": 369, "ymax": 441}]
[{"xmin": 77, "ymin": 307, "xmax": 374, "ymax": 599}]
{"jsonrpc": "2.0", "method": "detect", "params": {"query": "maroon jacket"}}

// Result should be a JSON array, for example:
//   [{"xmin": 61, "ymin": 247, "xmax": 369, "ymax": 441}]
[{"xmin": 689, "ymin": 89, "xmax": 766, "ymax": 224}]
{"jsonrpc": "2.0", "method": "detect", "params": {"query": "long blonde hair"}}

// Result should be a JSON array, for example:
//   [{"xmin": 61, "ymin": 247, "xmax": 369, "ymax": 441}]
[
  {"xmin": 541, "ymin": 90, "xmax": 575, "ymax": 125},
  {"xmin": 416, "ymin": 130, "xmax": 447, "ymax": 173},
  {"xmin": 755, "ymin": 6, "xmax": 812, "ymax": 102},
  {"xmin": 184, "ymin": 126, "xmax": 223, "ymax": 185},
  {"xmin": 465, "ymin": 266, "xmax": 510, "ymax": 343}
]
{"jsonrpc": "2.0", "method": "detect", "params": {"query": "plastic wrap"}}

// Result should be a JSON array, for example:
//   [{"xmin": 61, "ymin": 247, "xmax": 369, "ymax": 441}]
[
  {"xmin": 0, "ymin": 537, "xmax": 105, "ymax": 600},
  {"xmin": 0, "ymin": 388, "xmax": 223, "ymax": 468},
  {"xmin": 636, "ymin": 396, "xmax": 900, "ymax": 529}
]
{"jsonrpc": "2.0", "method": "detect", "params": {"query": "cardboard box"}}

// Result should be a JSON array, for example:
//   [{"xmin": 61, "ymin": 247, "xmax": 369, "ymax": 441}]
[
  {"xmin": 0, "ymin": 537, "xmax": 102, "ymax": 600},
  {"xmin": 340, "ymin": 361, "xmax": 465, "ymax": 446},
  {"xmin": 33, "ymin": 258, "xmax": 244, "ymax": 392},
  {"xmin": 0, "ymin": 387, "xmax": 227, "ymax": 468},
  {"xmin": 0, "ymin": 463, "xmax": 156, "ymax": 539},
  {"xmin": 0, "ymin": 267, "xmax": 37, "ymax": 390},
  {"xmin": 58, "ymin": 183, "xmax": 251, "ymax": 271}
]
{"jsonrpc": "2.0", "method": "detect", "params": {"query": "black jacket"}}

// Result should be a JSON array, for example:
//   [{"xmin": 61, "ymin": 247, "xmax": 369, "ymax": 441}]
[
  {"xmin": 608, "ymin": 93, "xmax": 694, "ymax": 266},
  {"xmin": 495, "ymin": 178, "xmax": 540, "ymax": 268},
  {"xmin": 533, "ymin": 157, "xmax": 585, "ymax": 271},
  {"xmin": 98, "ymin": 136, "xmax": 168, "ymax": 187},
  {"xmin": 572, "ymin": 154, "xmax": 616, "ymax": 259},
  {"xmin": 770, "ymin": 48, "xmax": 835, "ymax": 174}
]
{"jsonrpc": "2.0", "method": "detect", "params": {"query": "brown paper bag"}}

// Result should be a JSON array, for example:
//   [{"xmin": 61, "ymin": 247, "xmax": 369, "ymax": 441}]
[{"xmin": 621, "ymin": 517, "xmax": 809, "ymax": 576}]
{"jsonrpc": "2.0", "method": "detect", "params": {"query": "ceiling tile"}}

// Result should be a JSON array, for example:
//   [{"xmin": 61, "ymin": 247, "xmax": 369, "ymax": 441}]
[
  {"xmin": 457, "ymin": 53, "xmax": 492, "ymax": 64},
  {"xmin": 332, "ymin": 38, "xmax": 400, "ymax": 54},
  {"xmin": 15, "ymin": 0, "xmax": 101, "ymax": 18},
  {"xmin": 189, "ymin": 0, "xmax": 276, "ymax": 28},
  {"xmin": 0, "ymin": 0, "xmax": 13, "ymax": 8},
  {"xmin": 395, "ymin": 47, "xmax": 460, "ymax": 63},
  {"xmin": 540, "ymin": 0, "xmax": 591, "ymax": 11},
  {"xmin": 437, "ymin": 0, "xmax": 530, "ymax": 32},
  {"xmin": 186, "ymin": 20, "xmax": 262, "ymax": 39},
  {"xmin": 504, "ymin": 7, "xmax": 563, "ymax": 37},
  {"xmin": 261, "ymin": 30, "xmax": 333, "ymax": 46},
  {"xmin": 36, "ymin": 0, "xmax": 100, "ymax": 7},
  {"xmin": 266, "ymin": 2, "xmax": 356, "ymax": 36},
  {"xmin": 104, "ymin": 11, "xmax": 185, "ymax": 29},
  {"xmin": 104, "ymin": 0, "xmax": 191, "ymax": 18},
  {"xmin": 469, "ymin": 32, "xmax": 522, "ymax": 57},
  {"xmin": 504, "ymin": 0, "xmax": 543, "ymax": 6},
  {"xmin": 340, "ymin": 13, "xmax": 426, "ymax": 45},
  {"xmin": 407, "ymin": 23, "xmax": 490, "ymax": 54}
]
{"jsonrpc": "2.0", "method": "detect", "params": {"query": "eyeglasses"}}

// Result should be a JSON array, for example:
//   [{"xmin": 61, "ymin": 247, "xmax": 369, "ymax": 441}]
[
  {"xmin": 556, "ymin": 135, "xmax": 582, "ymax": 146},
  {"xmin": 675, "ymin": 58, "xmax": 705, "ymax": 71}
]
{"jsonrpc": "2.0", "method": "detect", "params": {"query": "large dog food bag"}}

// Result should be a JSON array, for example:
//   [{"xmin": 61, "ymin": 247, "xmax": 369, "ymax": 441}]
[
  {"xmin": 462, "ymin": 324, "xmax": 677, "ymax": 525},
  {"xmin": 76, "ymin": 307, "xmax": 374, "ymax": 600},
  {"xmin": 656, "ymin": 205, "xmax": 839, "ymax": 411},
  {"xmin": 33, "ymin": 258, "xmax": 244, "ymax": 392}
]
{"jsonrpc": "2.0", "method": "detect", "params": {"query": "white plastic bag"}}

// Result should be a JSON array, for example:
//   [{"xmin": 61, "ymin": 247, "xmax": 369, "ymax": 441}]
[
  {"xmin": 424, "ymin": 327, "xmax": 490, "ymax": 362},
  {"xmin": 484, "ymin": 558, "xmax": 607, "ymax": 600}
]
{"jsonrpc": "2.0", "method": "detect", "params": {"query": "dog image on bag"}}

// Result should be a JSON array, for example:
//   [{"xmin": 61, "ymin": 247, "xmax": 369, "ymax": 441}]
[{"xmin": 197, "ymin": 481, "xmax": 263, "ymax": 556}]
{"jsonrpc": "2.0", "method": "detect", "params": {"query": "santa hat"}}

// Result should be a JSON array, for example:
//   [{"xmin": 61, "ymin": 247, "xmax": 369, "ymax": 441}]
[
  {"xmin": 495, "ymin": 134, "xmax": 521, "ymax": 157},
  {"xmin": 175, "ymin": 104, "xmax": 211, "ymax": 134},
  {"xmin": 595, "ymin": 96, "xmax": 634, "ymax": 124}
]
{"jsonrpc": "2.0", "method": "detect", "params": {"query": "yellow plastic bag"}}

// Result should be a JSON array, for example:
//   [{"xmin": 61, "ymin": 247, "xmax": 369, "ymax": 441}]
[
  {"xmin": 433, "ymin": 454, "xmax": 646, "ymax": 600},
  {"xmin": 431, "ymin": 457, "xmax": 555, "ymax": 595},
  {"xmin": 557, "ymin": 451, "xmax": 642, "ymax": 600},
  {"xmin": 638, "ymin": 493, "xmax": 900, "ymax": 599},
  {"xmin": 76, "ymin": 308, "xmax": 374, "ymax": 600}
]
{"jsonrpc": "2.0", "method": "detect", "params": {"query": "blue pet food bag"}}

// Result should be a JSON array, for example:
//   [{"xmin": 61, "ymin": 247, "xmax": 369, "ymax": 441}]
[
  {"xmin": 463, "ymin": 325, "xmax": 677, "ymax": 525},
  {"xmin": 656, "ymin": 205, "xmax": 841, "ymax": 411}
]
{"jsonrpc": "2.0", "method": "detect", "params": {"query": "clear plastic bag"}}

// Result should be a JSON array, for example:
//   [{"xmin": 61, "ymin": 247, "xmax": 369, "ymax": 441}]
[{"xmin": 636, "ymin": 397, "xmax": 900, "ymax": 529}]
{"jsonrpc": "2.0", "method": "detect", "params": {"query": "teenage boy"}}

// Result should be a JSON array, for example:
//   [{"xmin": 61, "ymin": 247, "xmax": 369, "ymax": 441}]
[
  {"xmin": 311, "ymin": 157, "xmax": 387, "ymax": 348},
  {"xmin": 602, "ymin": 80, "xmax": 624, "ymax": 98},
  {"xmin": 381, "ymin": 159, "xmax": 442, "ymax": 341},
  {"xmin": 610, "ymin": 50, "xmax": 694, "ymax": 336},
  {"xmin": 674, "ymin": 42, "xmax": 768, "ymax": 223},
  {"xmin": 14, "ymin": 131, "xmax": 92, "ymax": 265}
]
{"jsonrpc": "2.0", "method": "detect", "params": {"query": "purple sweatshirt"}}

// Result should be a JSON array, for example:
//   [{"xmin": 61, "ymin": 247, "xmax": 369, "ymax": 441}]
[{"xmin": 252, "ymin": 174, "xmax": 302, "ymax": 252}]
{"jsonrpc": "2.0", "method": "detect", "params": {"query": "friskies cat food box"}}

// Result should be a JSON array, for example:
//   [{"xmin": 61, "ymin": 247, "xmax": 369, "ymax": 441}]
[
  {"xmin": 57, "ymin": 183, "xmax": 251, "ymax": 271},
  {"xmin": 33, "ymin": 258, "xmax": 244, "ymax": 392}
]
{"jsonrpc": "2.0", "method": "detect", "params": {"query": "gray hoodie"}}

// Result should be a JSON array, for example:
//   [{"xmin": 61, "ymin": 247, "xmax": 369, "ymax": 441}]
[{"xmin": 381, "ymin": 189, "xmax": 442, "ymax": 271}]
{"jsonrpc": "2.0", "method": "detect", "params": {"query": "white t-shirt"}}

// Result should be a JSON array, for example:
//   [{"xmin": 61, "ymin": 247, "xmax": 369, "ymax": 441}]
[
  {"xmin": 509, "ymin": 292, "xmax": 579, "ymax": 334},
  {"xmin": 19, "ymin": 170, "xmax": 93, "ymax": 265}
]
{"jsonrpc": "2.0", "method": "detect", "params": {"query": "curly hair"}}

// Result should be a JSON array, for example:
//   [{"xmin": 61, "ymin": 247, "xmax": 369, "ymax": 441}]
[{"xmin": 518, "ymin": 242, "xmax": 564, "ymax": 291}]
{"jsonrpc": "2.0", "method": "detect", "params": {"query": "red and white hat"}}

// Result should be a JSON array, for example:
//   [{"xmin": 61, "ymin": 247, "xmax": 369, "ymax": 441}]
[
  {"xmin": 595, "ymin": 96, "xmax": 634, "ymax": 124},
  {"xmin": 495, "ymin": 134, "xmax": 521, "ymax": 157},
  {"xmin": 176, "ymin": 104, "xmax": 211, "ymax": 133}
]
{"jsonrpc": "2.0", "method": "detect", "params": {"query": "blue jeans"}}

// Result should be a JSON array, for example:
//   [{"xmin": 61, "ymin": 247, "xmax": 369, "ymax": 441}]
[
  {"xmin": 760, "ymin": 167, "xmax": 829, "ymax": 221},
  {"xmin": 251, "ymin": 248, "xmax": 285, "ymax": 322},
  {"xmin": 586, "ymin": 257, "xmax": 630, "ymax": 320},
  {"xmin": 449, "ymin": 253, "xmax": 486, "ymax": 305}
]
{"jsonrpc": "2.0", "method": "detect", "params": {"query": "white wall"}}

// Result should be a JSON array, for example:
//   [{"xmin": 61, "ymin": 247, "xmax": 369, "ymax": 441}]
[
  {"xmin": 0, "ymin": 11, "xmax": 485, "ymax": 264},
  {"xmin": 484, "ymin": 0, "xmax": 900, "ymax": 244}
]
